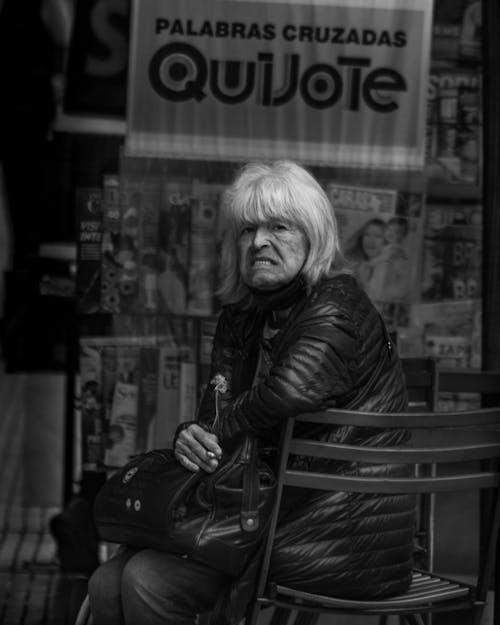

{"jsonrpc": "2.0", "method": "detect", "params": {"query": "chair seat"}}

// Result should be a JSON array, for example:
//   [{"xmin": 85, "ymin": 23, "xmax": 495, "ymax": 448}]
[{"xmin": 270, "ymin": 570, "xmax": 473, "ymax": 612}]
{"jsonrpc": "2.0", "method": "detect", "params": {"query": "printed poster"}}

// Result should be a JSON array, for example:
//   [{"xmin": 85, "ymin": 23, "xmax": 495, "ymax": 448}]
[
  {"xmin": 328, "ymin": 182, "xmax": 422, "ymax": 327},
  {"xmin": 126, "ymin": 0, "xmax": 433, "ymax": 169}
]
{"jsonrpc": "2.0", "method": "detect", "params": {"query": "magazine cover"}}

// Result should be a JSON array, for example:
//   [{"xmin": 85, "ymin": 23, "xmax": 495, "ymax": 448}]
[
  {"xmin": 154, "ymin": 321, "xmax": 181, "ymax": 449},
  {"xmin": 75, "ymin": 187, "xmax": 103, "ymax": 314},
  {"xmin": 328, "ymin": 183, "xmax": 420, "ymax": 327},
  {"xmin": 427, "ymin": 67, "xmax": 482, "ymax": 183},
  {"xmin": 421, "ymin": 237, "xmax": 447, "ymax": 301},
  {"xmin": 415, "ymin": 297, "xmax": 482, "ymax": 411},
  {"xmin": 186, "ymin": 181, "xmax": 220, "ymax": 316},
  {"xmin": 432, "ymin": 0, "xmax": 481, "ymax": 61},
  {"xmin": 102, "ymin": 342, "xmax": 141, "ymax": 468},
  {"xmin": 100, "ymin": 174, "xmax": 122, "ymax": 313},
  {"xmin": 78, "ymin": 338, "xmax": 106, "ymax": 472},
  {"xmin": 328, "ymin": 183, "xmax": 398, "ymax": 215},
  {"xmin": 114, "ymin": 176, "xmax": 142, "ymax": 313},
  {"xmin": 421, "ymin": 202, "xmax": 482, "ymax": 301},
  {"xmin": 456, "ymin": 81, "xmax": 482, "ymax": 186},
  {"xmin": 135, "ymin": 176, "xmax": 161, "ymax": 313},
  {"xmin": 157, "ymin": 180, "xmax": 192, "ymax": 314},
  {"xmin": 136, "ymin": 336, "xmax": 160, "ymax": 453},
  {"xmin": 412, "ymin": 298, "xmax": 482, "ymax": 369}
]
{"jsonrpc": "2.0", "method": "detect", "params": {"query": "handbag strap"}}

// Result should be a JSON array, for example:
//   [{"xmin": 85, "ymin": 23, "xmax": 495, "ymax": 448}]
[
  {"xmin": 240, "ymin": 436, "xmax": 260, "ymax": 532},
  {"xmin": 212, "ymin": 375, "xmax": 263, "ymax": 533}
]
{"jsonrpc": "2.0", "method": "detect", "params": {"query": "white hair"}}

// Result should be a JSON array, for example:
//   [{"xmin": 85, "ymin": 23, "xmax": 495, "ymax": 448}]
[{"xmin": 218, "ymin": 160, "xmax": 350, "ymax": 304}]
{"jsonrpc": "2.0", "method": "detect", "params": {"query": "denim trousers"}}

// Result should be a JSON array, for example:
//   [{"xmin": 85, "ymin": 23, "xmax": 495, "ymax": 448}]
[{"xmin": 88, "ymin": 547, "xmax": 229, "ymax": 625}]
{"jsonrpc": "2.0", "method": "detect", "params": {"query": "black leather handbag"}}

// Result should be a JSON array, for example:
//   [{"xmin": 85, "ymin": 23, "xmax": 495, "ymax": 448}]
[{"xmin": 93, "ymin": 434, "xmax": 277, "ymax": 577}]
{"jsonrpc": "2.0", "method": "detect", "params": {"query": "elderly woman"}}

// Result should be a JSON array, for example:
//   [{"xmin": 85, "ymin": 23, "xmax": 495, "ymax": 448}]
[{"xmin": 88, "ymin": 161, "xmax": 414, "ymax": 625}]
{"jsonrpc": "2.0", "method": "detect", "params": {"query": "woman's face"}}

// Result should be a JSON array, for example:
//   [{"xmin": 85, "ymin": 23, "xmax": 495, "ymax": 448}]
[
  {"xmin": 238, "ymin": 219, "xmax": 308, "ymax": 290},
  {"xmin": 361, "ymin": 222, "xmax": 385, "ymax": 259}
]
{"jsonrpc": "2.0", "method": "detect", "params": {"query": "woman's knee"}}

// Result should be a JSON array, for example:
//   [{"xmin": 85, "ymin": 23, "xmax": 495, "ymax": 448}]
[
  {"xmin": 88, "ymin": 564, "xmax": 122, "ymax": 624},
  {"xmin": 121, "ymin": 550, "xmax": 175, "ymax": 602},
  {"xmin": 120, "ymin": 552, "xmax": 187, "ymax": 624},
  {"xmin": 88, "ymin": 549, "xmax": 136, "ymax": 625},
  {"xmin": 121, "ymin": 551, "xmax": 224, "ymax": 623},
  {"xmin": 88, "ymin": 561, "xmax": 120, "ymax": 605}
]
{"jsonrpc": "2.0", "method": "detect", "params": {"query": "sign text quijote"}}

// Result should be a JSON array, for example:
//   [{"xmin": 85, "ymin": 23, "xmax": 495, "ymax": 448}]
[{"xmin": 148, "ymin": 42, "xmax": 407, "ymax": 111}]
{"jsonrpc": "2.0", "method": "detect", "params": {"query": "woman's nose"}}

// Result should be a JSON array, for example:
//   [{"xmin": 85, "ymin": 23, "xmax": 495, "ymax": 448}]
[{"xmin": 252, "ymin": 226, "xmax": 271, "ymax": 248}]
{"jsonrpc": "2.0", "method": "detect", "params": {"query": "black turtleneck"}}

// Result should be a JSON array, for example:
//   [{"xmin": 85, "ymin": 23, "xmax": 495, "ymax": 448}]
[{"xmin": 248, "ymin": 273, "xmax": 306, "ymax": 313}]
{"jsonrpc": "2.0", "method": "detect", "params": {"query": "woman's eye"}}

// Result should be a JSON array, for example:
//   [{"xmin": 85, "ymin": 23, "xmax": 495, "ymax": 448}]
[
  {"xmin": 271, "ymin": 222, "xmax": 288, "ymax": 232},
  {"xmin": 240, "ymin": 225, "xmax": 255, "ymax": 236}
]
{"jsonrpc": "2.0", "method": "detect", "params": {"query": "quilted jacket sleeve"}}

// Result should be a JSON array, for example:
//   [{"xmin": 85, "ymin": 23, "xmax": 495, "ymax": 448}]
[{"xmin": 215, "ymin": 306, "xmax": 358, "ymax": 442}]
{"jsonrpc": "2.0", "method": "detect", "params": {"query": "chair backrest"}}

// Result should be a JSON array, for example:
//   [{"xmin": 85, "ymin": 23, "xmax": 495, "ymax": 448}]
[
  {"xmin": 401, "ymin": 361, "xmax": 500, "ymax": 576},
  {"xmin": 435, "ymin": 366, "xmax": 500, "ymax": 586},
  {"xmin": 257, "ymin": 406, "xmax": 500, "ymax": 609}
]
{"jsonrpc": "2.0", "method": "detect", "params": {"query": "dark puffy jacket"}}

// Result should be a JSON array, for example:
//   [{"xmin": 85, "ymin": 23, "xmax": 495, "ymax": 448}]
[{"xmin": 197, "ymin": 274, "xmax": 415, "ymax": 619}]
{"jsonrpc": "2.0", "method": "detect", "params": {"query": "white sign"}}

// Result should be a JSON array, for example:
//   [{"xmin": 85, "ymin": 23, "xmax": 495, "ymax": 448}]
[{"xmin": 126, "ymin": 0, "xmax": 433, "ymax": 169}]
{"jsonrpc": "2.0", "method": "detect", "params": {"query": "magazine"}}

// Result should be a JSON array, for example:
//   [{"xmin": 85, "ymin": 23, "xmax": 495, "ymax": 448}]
[
  {"xmin": 186, "ymin": 181, "xmax": 220, "ymax": 316},
  {"xmin": 102, "ymin": 342, "xmax": 141, "ymax": 468},
  {"xmin": 421, "ymin": 202, "xmax": 482, "ymax": 301},
  {"xmin": 75, "ymin": 187, "xmax": 103, "ymax": 314},
  {"xmin": 427, "ymin": 67, "xmax": 482, "ymax": 183},
  {"xmin": 78, "ymin": 338, "xmax": 106, "ymax": 472},
  {"xmin": 411, "ymin": 298, "xmax": 482, "ymax": 369},
  {"xmin": 328, "ymin": 183, "xmax": 421, "ymax": 326},
  {"xmin": 154, "ymin": 321, "xmax": 181, "ymax": 449},
  {"xmin": 157, "ymin": 180, "xmax": 192, "ymax": 315},
  {"xmin": 328, "ymin": 183, "xmax": 397, "ymax": 215},
  {"xmin": 136, "ymin": 336, "xmax": 160, "ymax": 453},
  {"xmin": 114, "ymin": 176, "xmax": 142, "ymax": 313},
  {"xmin": 134, "ymin": 176, "xmax": 161, "ymax": 313},
  {"xmin": 100, "ymin": 174, "xmax": 122, "ymax": 313},
  {"xmin": 432, "ymin": 0, "xmax": 481, "ymax": 61}
]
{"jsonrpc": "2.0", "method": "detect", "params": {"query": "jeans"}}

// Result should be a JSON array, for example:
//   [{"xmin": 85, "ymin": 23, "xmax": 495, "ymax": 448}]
[{"xmin": 88, "ymin": 548, "xmax": 229, "ymax": 625}]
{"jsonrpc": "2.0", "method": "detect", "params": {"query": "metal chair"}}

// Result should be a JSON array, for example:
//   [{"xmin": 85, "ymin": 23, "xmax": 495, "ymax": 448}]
[
  {"xmin": 401, "ymin": 357, "xmax": 439, "ymax": 576},
  {"xmin": 248, "ymin": 405, "xmax": 500, "ymax": 625},
  {"xmin": 402, "ymin": 361, "xmax": 500, "ymax": 569},
  {"xmin": 437, "ymin": 366, "xmax": 500, "ymax": 623},
  {"xmin": 75, "ymin": 362, "xmax": 500, "ymax": 625}
]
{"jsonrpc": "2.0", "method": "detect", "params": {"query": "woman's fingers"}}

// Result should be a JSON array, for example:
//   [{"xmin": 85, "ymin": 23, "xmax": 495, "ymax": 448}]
[
  {"xmin": 175, "ymin": 424, "xmax": 222, "ymax": 472},
  {"xmin": 175, "ymin": 439, "xmax": 217, "ymax": 473},
  {"xmin": 174, "ymin": 449, "xmax": 200, "ymax": 472},
  {"xmin": 191, "ymin": 426, "xmax": 222, "ymax": 458}
]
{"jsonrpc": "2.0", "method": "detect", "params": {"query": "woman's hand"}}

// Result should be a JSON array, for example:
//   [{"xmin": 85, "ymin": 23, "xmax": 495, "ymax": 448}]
[{"xmin": 174, "ymin": 423, "xmax": 222, "ymax": 473}]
